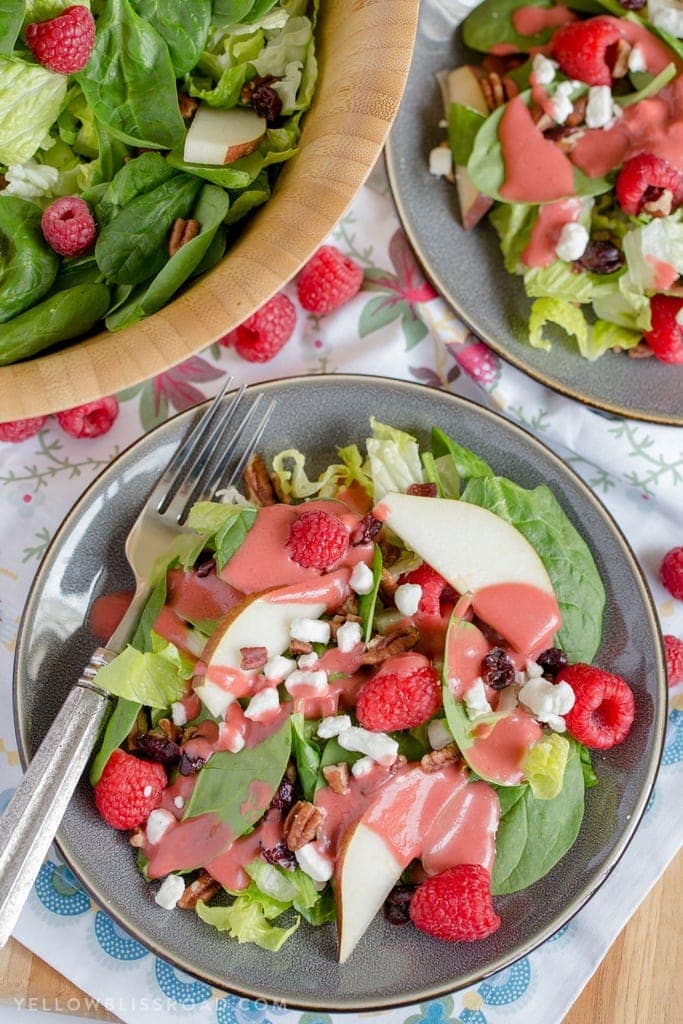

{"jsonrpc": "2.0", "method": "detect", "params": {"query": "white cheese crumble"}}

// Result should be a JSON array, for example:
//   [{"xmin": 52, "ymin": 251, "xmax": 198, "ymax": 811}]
[
  {"xmin": 351, "ymin": 755, "xmax": 375, "ymax": 778},
  {"xmin": 171, "ymin": 701, "xmax": 187, "ymax": 727},
  {"xmin": 295, "ymin": 842, "xmax": 334, "ymax": 883},
  {"xmin": 518, "ymin": 677, "xmax": 575, "ymax": 733},
  {"xmin": 548, "ymin": 81, "xmax": 575, "ymax": 125},
  {"xmin": 218, "ymin": 720, "xmax": 245, "ymax": 754},
  {"xmin": 154, "ymin": 874, "xmax": 185, "ymax": 910},
  {"xmin": 676, "ymin": 306, "xmax": 683, "ymax": 327},
  {"xmin": 290, "ymin": 617, "xmax": 331, "ymax": 645},
  {"xmin": 4, "ymin": 160, "xmax": 59, "ymax": 199},
  {"xmin": 429, "ymin": 146, "xmax": 453, "ymax": 178},
  {"xmin": 463, "ymin": 678, "xmax": 493, "ymax": 721},
  {"xmin": 628, "ymin": 44, "xmax": 647, "ymax": 74},
  {"xmin": 649, "ymin": 0, "xmax": 683, "ymax": 39},
  {"xmin": 336, "ymin": 620, "xmax": 362, "ymax": 653},
  {"xmin": 298, "ymin": 652, "xmax": 319, "ymax": 669},
  {"xmin": 338, "ymin": 725, "xmax": 398, "ymax": 766},
  {"xmin": 555, "ymin": 222, "xmax": 589, "ymax": 262},
  {"xmin": 145, "ymin": 809, "xmax": 175, "ymax": 846},
  {"xmin": 244, "ymin": 687, "xmax": 280, "ymax": 721},
  {"xmin": 532, "ymin": 53, "xmax": 558, "ymax": 85},
  {"xmin": 173, "ymin": 795, "xmax": 185, "ymax": 810},
  {"xmin": 427, "ymin": 718, "xmax": 453, "ymax": 751},
  {"xmin": 194, "ymin": 679, "xmax": 235, "ymax": 719},
  {"xmin": 525, "ymin": 660, "xmax": 544, "ymax": 679},
  {"xmin": 317, "ymin": 714, "xmax": 352, "ymax": 739},
  {"xmin": 349, "ymin": 561, "xmax": 374, "ymax": 595},
  {"xmin": 585, "ymin": 85, "xmax": 616, "ymax": 129},
  {"xmin": 285, "ymin": 669, "xmax": 329, "ymax": 697},
  {"xmin": 263, "ymin": 654, "xmax": 296, "ymax": 682},
  {"xmin": 394, "ymin": 583, "xmax": 422, "ymax": 617}
]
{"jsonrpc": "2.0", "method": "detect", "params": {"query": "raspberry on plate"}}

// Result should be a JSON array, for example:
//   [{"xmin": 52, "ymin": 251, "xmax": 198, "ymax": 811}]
[
  {"xmin": 409, "ymin": 865, "xmax": 501, "ymax": 942},
  {"xmin": 297, "ymin": 245, "xmax": 363, "ymax": 314},
  {"xmin": 41, "ymin": 196, "xmax": 97, "ymax": 258},
  {"xmin": 661, "ymin": 546, "xmax": 683, "ymax": 600},
  {"xmin": 615, "ymin": 154, "xmax": 683, "ymax": 218},
  {"xmin": 0, "ymin": 416, "xmax": 46, "ymax": 443},
  {"xmin": 94, "ymin": 749, "xmax": 167, "ymax": 830},
  {"xmin": 664, "ymin": 635, "xmax": 683, "ymax": 686},
  {"xmin": 356, "ymin": 655, "xmax": 441, "ymax": 732},
  {"xmin": 644, "ymin": 296, "xmax": 683, "ymax": 365},
  {"xmin": 25, "ymin": 5, "xmax": 96, "ymax": 75},
  {"xmin": 398, "ymin": 563, "xmax": 457, "ymax": 616},
  {"xmin": 558, "ymin": 663, "xmax": 635, "ymax": 749},
  {"xmin": 56, "ymin": 397, "xmax": 119, "ymax": 439},
  {"xmin": 226, "ymin": 293, "xmax": 297, "ymax": 363},
  {"xmin": 550, "ymin": 17, "xmax": 622, "ymax": 86},
  {"xmin": 286, "ymin": 508, "xmax": 349, "ymax": 569}
]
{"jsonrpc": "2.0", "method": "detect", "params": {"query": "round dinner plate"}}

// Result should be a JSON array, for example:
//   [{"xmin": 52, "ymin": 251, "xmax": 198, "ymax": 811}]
[
  {"xmin": 14, "ymin": 375, "xmax": 666, "ymax": 1010},
  {"xmin": 385, "ymin": 0, "xmax": 683, "ymax": 425}
]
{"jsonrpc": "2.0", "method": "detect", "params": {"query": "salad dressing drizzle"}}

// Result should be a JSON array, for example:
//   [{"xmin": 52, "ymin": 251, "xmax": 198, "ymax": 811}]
[
  {"xmin": 498, "ymin": 96, "xmax": 576, "ymax": 202},
  {"xmin": 512, "ymin": 5, "xmax": 577, "ymax": 37}
]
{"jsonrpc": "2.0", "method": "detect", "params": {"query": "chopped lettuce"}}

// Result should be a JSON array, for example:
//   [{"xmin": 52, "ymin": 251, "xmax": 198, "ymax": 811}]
[
  {"xmin": 366, "ymin": 417, "xmax": 423, "ymax": 502},
  {"xmin": 593, "ymin": 287, "xmax": 652, "ymax": 332},
  {"xmin": 0, "ymin": 58, "xmax": 67, "ymax": 165},
  {"xmin": 269, "ymin": 444, "xmax": 371, "ymax": 501},
  {"xmin": 524, "ymin": 733, "xmax": 570, "ymax": 800},
  {"xmin": 588, "ymin": 319, "xmax": 642, "ymax": 358},
  {"xmin": 524, "ymin": 262, "xmax": 607, "ymax": 304},
  {"xmin": 196, "ymin": 892, "xmax": 300, "ymax": 952},
  {"xmin": 93, "ymin": 645, "xmax": 186, "ymax": 708},
  {"xmin": 186, "ymin": 501, "xmax": 257, "ymax": 571},
  {"xmin": 489, "ymin": 202, "xmax": 537, "ymax": 275},
  {"xmin": 622, "ymin": 217, "xmax": 683, "ymax": 293},
  {"xmin": 528, "ymin": 297, "xmax": 590, "ymax": 355}
]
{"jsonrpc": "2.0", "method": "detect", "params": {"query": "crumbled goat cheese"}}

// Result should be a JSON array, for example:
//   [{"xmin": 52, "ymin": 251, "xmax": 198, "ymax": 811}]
[
  {"xmin": 394, "ymin": 583, "xmax": 422, "ymax": 617},
  {"xmin": 429, "ymin": 146, "xmax": 453, "ymax": 177},
  {"xmin": 295, "ymin": 842, "xmax": 334, "ymax": 882},
  {"xmin": 525, "ymin": 660, "xmax": 544, "ymax": 679},
  {"xmin": 298, "ymin": 652, "xmax": 319, "ymax": 669},
  {"xmin": 290, "ymin": 617, "xmax": 331, "ymax": 645},
  {"xmin": 532, "ymin": 53, "xmax": 558, "ymax": 85},
  {"xmin": 155, "ymin": 874, "xmax": 185, "ymax": 910},
  {"xmin": 351, "ymin": 755, "xmax": 375, "ymax": 778},
  {"xmin": 146, "ymin": 809, "xmax": 175, "ymax": 846},
  {"xmin": 285, "ymin": 669, "xmax": 329, "ymax": 696},
  {"xmin": 264, "ymin": 655, "xmax": 296, "ymax": 682},
  {"xmin": 518, "ymin": 677, "xmax": 575, "ymax": 733},
  {"xmin": 349, "ymin": 561, "xmax": 374, "ymax": 595},
  {"xmin": 627, "ymin": 44, "xmax": 647, "ymax": 74},
  {"xmin": 244, "ymin": 687, "xmax": 280, "ymax": 721},
  {"xmin": 548, "ymin": 81, "xmax": 575, "ymax": 124},
  {"xmin": 317, "ymin": 714, "xmax": 352, "ymax": 739},
  {"xmin": 427, "ymin": 719, "xmax": 453, "ymax": 751},
  {"xmin": 464, "ymin": 678, "xmax": 493, "ymax": 721},
  {"xmin": 585, "ymin": 85, "xmax": 616, "ymax": 129},
  {"xmin": 338, "ymin": 725, "xmax": 398, "ymax": 766},
  {"xmin": 336, "ymin": 620, "xmax": 362, "ymax": 653},
  {"xmin": 194, "ymin": 679, "xmax": 235, "ymax": 719},
  {"xmin": 4, "ymin": 160, "xmax": 59, "ymax": 199},
  {"xmin": 171, "ymin": 701, "xmax": 187, "ymax": 727},
  {"xmin": 173, "ymin": 796, "xmax": 185, "ymax": 810},
  {"xmin": 649, "ymin": 0, "xmax": 683, "ymax": 38},
  {"xmin": 218, "ymin": 720, "xmax": 245, "ymax": 754},
  {"xmin": 555, "ymin": 222, "xmax": 589, "ymax": 262}
]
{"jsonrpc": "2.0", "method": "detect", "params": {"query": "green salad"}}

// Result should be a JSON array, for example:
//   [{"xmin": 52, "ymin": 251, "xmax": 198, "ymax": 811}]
[{"xmin": 0, "ymin": 1, "xmax": 317, "ymax": 365}]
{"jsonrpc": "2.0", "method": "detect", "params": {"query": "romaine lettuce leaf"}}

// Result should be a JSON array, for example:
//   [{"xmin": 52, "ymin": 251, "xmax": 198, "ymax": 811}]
[
  {"xmin": 622, "ymin": 217, "xmax": 683, "ymax": 293},
  {"xmin": 489, "ymin": 202, "xmax": 537, "ymax": 275},
  {"xmin": 528, "ymin": 297, "xmax": 589, "ymax": 354},
  {"xmin": 523, "ymin": 733, "xmax": 570, "ymax": 800},
  {"xmin": 186, "ymin": 501, "xmax": 257, "ymax": 571},
  {"xmin": 93, "ymin": 645, "xmax": 186, "ymax": 708},
  {"xmin": 196, "ymin": 893, "xmax": 300, "ymax": 951},
  {"xmin": 366, "ymin": 417, "xmax": 423, "ymax": 501},
  {"xmin": 0, "ymin": 58, "xmax": 67, "ymax": 165}
]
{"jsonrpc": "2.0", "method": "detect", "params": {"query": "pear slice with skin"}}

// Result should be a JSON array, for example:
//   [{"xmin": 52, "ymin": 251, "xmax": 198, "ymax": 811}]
[
  {"xmin": 183, "ymin": 106, "xmax": 267, "ymax": 166},
  {"xmin": 446, "ymin": 66, "xmax": 494, "ymax": 230}
]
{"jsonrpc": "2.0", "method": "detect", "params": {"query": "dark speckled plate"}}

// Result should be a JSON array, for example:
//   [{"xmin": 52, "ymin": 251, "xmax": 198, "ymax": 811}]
[
  {"xmin": 14, "ymin": 376, "xmax": 665, "ymax": 1010},
  {"xmin": 385, "ymin": 0, "xmax": 683, "ymax": 425}
]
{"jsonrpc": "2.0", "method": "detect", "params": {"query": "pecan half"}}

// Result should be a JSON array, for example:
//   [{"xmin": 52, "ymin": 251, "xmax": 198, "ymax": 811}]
[
  {"xmin": 284, "ymin": 800, "xmax": 324, "ymax": 851},
  {"xmin": 178, "ymin": 91, "xmax": 199, "ymax": 120},
  {"xmin": 565, "ymin": 95, "xmax": 587, "ymax": 129},
  {"xmin": 322, "ymin": 762, "xmax": 350, "ymax": 795},
  {"xmin": 0, "ymin": 174, "xmax": 7, "ymax": 192},
  {"xmin": 421, "ymin": 742, "xmax": 459, "ymax": 774},
  {"xmin": 156, "ymin": 717, "xmax": 182, "ymax": 743},
  {"xmin": 359, "ymin": 626, "xmax": 419, "ymax": 665},
  {"xmin": 627, "ymin": 342, "xmax": 655, "ymax": 358},
  {"xmin": 642, "ymin": 189, "xmax": 674, "ymax": 218},
  {"xmin": 611, "ymin": 38, "xmax": 632, "ymax": 79},
  {"xmin": 243, "ymin": 452, "xmax": 277, "ymax": 506},
  {"xmin": 479, "ymin": 71, "xmax": 506, "ymax": 112},
  {"xmin": 378, "ymin": 566, "xmax": 398, "ymax": 601},
  {"xmin": 328, "ymin": 610, "xmax": 362, "ymax": 640},
  {"xmin": 289, "ymin": 638, "xmax": 313, "ymax": 656},
  {"xmin": 389, "ymin": 754, "xmax": 408, "ymax": 775},
  {"xmin": 407, "ymin": 482, "xmax": 438, "ymax": 498},
  {"xmin": 271, "ymin": 471, "xmax": 293, "ymax": 504},
  {"xmin": 177, "ymin": 871, "xmax": 220, "ymax": 909},
  {"xmin": 240, "ymin": 645, "xmax": 268, "ymax": 670},
  {"xmin": 378, "ymin": 537, "xmax": 402, "ymax": 567},
  {"xmin": 168, "ymin": 218, "xmax": 200, "ymax": 258}
]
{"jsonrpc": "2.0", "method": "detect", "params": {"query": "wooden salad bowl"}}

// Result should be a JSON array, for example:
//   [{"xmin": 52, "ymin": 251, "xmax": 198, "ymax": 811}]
[{"xmin": 1, "ymin": 0, "xmax": 419, "ymax": 419}]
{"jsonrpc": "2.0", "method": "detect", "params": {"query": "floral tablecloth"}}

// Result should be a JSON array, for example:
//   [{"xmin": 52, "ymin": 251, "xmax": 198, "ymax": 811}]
[{"xmin": 1, "ymin": 161, "xmax": 681, "ymax": 1024}]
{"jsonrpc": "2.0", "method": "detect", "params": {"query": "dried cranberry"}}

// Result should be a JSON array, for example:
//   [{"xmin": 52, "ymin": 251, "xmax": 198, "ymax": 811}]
[
  {"xmin": 575, "ymin": 240, "xmax": 624, "ymax": 275},
  {"xmin": 536, "ymin": 647, "xmax": 569, "ymax": 677},
  {"xmin": 618, "ymin": 0, "xmax": 645, "ymax": 10},
  {"xmin": 268, "ymin": 775, "xmax": 296, "ymax": 813},
  {"xmin": 350, "ymin": 513, "xmax": 382, "ymax": 546},
  {"xmin": 481, "ymin": 647, "xmax": 516, "ymax": 690},
  {"xmin": 179, "ymin": 752, "xmax": 205, "ymax": 775},
  {"xmin": 241, "ymin": 75, "xmax": 282, "ymax": 123},
  {"xmin": 261, "ymin": 841, "xmax": 297, "ymax": 871},
  {"xmin": 135, "ymin": 733, "xmax": 181, "ymax": 768},
  {"xmin": 384, "ymin": 884, "xmax": 417, "ymax": 925},
  {"xmin": 407, "ymin": 483, "xmax": 438, "ymax": 497},
  {"xmin": 195, "ymin": 554, "xmax": 216, "ymax": 578}
]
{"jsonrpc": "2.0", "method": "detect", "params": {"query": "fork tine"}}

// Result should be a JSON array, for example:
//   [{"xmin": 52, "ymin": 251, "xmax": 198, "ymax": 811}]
[
  {"xmin": 188, "ymin": 395, "xmax": 275, "ymax": 508},
  {"xmin": 144, "ymin": 375, "xmax": 233, "ymax": 513},
  {"xmin": 161, "ymin": 385, "xmax": 248, "ymax": 521}
]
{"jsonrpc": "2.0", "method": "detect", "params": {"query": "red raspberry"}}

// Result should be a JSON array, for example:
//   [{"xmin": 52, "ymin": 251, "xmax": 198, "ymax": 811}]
[
  {"xmin": 296, "ymin": 245, "xmax": 363, "ymax": 315},
  {"xmin": 558, "ymin": 663, "xmax": 635, "ymax": 749},
  {"xmin": 643, "ymin": 296, "xmax": 683, "ymax": 365},
  {"xmin": 664, "ymin": 635, "xmax": 683, "ymax": 686},
  {"xmin": 356, "ymin": 655, "xmax": 441, "ymax": 731},
  {"xmin": 410, "ymin": 865, "xmax": 501, "ymax": 942},
  {"xmin": 399, "ymin": 563, "xmax": 457, "ymax": 616},
  {"xmin": 615, "ymin": 154, "xmax": 683, "ymax": 218},
  {"xmin": 551, "ymin": 17, "xmax": 621, "ymax": 86},
  {"xmin": 224, "ymin": 293, "xmax": 296, "ymax": 363},
  {"xmin": 25, "ymin": 5, "xmax": 95, "ymax": 74},
  {"xmin": 93, "ymin": 748, "xmax": 167, "ymax": 830},
  {"xmin": 286, "ymin": 509, "xmax": 349, "ymax": 569},
  {"xmin": 0, "ymin": 416, "xmax": 47, "ymax": 443},
  {"xmin": 41, "ymin": 196, "xmax": 97, "ymax": 258},
  {"xmin": 56, "ymin": 397, "xmax": 119, "ymax": 439},
  {"xmin": 661, "ymin": 546, "xmax": 683, "ymax": 600}
]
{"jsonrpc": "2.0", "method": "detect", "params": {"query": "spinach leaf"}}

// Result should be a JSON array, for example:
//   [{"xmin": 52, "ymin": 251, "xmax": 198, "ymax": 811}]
[
  {"xmin": 461, "ymin": 475, "xmax": 605, "ymax": 663},
  {"xmin": 89, "ymin": 698, "xmax": 142, "ymax": 785},
  {"xmin": 0, "ymin": 1, "xmax": 25, "ymax": 55},
  {"xmin": 187, "ymin": 61, "xmax": 255, "ymax": 108},
  {"xmin": 102, "ymin": 152, "xmax": 177, "ymax": 211},
  {"xmin": 186, "ymin": 501, "xmax": 258, "ymax": 572},
  {"xmin": 431, "ymin": 427, "xmax": 493, "ymax": 484},
  {"xmin": 105, "ymin": 184, "xmax": 230, "ymax": 329},
  {"xmin": 464, "ymin": 0, "xmax": 577, "ymax": 53},
  {"xmin": 192, "ymin": 225, "xmax": 227, "ymax": 277},
  {"xmin": 448, "ymin": 103, "xmax": 486, "ymax": 166},
  {"xmin": 95, "ymin": 175, "xmax": 202, "ymax": 285},
  {"xmin": 183, "ymin": 718, "xmax": 291, "ymax": 828},
  {"xmin": 491, "ymin": 738, "xmax": 585, "ymax": 894},
  {"xmin": 213, "ymin": 0, "xmax": 256, "ymax": 24},
  {"xmin": 0, "ymin": 196, "xmax": 60, "ymax": 323},
  {"xmin": 132, "ymin": 0, "xmax": 211, "ymax": 75},
  {"xmin": 167, "ymin": 149, "xmax": 263, "ymax": 189},
  {"xmin": 131, "ymin": 575, "xmax": 167, "ymax": 653},
  {"xmin": 93, "ymin": 118, "xmax": 130, "ymax": 186},
  {"xmin": 358, "ymin": 545, "xmax": 382, "ymax": 643},
  {"xmin": 291, "ymin": 713, "xmax": 321, "ymax": 801},
  {"xmin": 225, "ymin": 170, "xmax": 270, "ymax": 225},
  {"xmin": 77, "ymin": 0, "xmax": 185, "ymax": 150},
  {"xmin": 580, "ymin": 744, "xmax": 598, "ymax": 789}
]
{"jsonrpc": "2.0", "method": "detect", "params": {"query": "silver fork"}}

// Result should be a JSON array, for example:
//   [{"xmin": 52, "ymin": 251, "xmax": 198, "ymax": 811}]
[{"xmin": 0, "ymin": 379, "xmax": 275, "ymax": 947}]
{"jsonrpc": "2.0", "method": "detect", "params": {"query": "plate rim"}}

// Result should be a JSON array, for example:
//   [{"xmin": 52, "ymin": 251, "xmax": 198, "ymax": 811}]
[
  {"xmin": 384, "ymin": 4, "xmax": 683, "ymax": 428},
  {"xmin": 13, "ymin": 373, "xmax": 668, "ymax": 1011}
]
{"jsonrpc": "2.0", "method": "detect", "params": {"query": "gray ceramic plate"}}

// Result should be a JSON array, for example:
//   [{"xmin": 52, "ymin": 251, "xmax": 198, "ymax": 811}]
[
  {"xmin": 385, "ymin": 0, "xmax": 683, "ymax": 425},
  {"xmin": 14, "ymin": 376, "xmax": 666, "ymax": 1011}
]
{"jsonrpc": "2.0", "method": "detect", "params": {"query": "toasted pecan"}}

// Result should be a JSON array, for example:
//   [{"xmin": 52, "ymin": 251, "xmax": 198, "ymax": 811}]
[
  {"xmin": 379, "ymin": 566, "xmax": 398, "ymax": 601},
  {"xmin": 421, "ymin": 743, "xmax": 459, "ymax": 774},
  {"xmin": 243, "ymin": 452, "xmax": 277, "ymax": 506},
  {"xmin": 178, "ymin": 91, "xmax": 199, "ymax": 120},
  {"xmin": 284, "ymin": 800, "xmax": 324, "ymax": 851},
  {"xmin": 359, "ymin": 626, "xmax": 420, "ymax": 665},
  {"xmin": 627, "ymin": 342, "xmax": 655, "ymax": 359},
  {"xmin": 611, "ymin": 38, "xmax": 632, "ymax": 79},
  {"xmin": 322, "ymin": 762, "xmax": 350, "ymax": 795},
  {"xmin": 168, "ymin": 218, "xmax": 200, "ymax": 258},
  {"xmin": 177, "ymin": 871, "xmax": 220, "ymax": 909},
  {"xmin": 289, "ymin": 638, "xmax": 313, "ymax": 656},
  {"xmin": 240, "ymin": 645, "xmax": 268, "ymax": 670}
]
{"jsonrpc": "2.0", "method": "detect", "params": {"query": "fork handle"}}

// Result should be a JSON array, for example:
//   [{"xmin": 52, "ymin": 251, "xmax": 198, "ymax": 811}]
[{"xmin": 0, "ymin": 649, "xmax": 115, "ymax": 947}]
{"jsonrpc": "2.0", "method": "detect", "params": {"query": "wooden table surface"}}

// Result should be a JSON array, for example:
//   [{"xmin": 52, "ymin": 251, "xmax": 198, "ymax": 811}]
[{"xmin": 0, "ymin": 851, "xmax": 680, "ymax": 1023}]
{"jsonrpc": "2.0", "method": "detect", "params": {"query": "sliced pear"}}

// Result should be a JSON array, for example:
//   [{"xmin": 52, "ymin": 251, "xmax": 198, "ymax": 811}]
[
  {"xmin": 445, "ymin": 66, "xmax": 493, "ymax": 230},
  {"xmin": 183, "ymin": 106, "xmax": 266, "ymax": 166}
]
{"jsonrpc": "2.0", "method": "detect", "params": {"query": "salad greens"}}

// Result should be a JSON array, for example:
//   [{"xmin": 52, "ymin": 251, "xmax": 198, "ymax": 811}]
[
  {"xmin": 90, "ymin": 418, "xmax": 613, "ymax": 952},
  {"xmin": 0, "ymin": 0, "xmax": 317, "ymax": 362}
]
